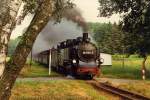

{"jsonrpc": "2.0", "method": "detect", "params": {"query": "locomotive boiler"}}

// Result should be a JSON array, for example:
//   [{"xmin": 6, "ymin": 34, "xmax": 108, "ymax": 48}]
[{"xmin": 36, "ymin": 33, "xmax": 103, "ymax": 79}]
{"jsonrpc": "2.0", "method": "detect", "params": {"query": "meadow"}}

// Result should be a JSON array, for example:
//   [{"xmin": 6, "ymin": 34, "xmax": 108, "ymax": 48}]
[
  {"xmin": 101, "ymin": 55, "xmax": 150, "ymax": 97},
  {"xmin": 11, "ymin": 80, "xmax": 119, "ymax": 100},
  {"xmin": 20, "ymin": 55, "xmax": 150, "ymax": 80},
  {"xmin": 118, "ymin": 81, "xmax": 150, "ymax": 98},
  {"xmin": 19, "ymin": 61, "xmax": 61, "ymax": 77},
  {"xmin": 12, "ymin": 56, "xmax": 150, "ymax": 99},
  {"xmin": 101, "ymin": 55, "xmax": 150, "ymax": 80}
]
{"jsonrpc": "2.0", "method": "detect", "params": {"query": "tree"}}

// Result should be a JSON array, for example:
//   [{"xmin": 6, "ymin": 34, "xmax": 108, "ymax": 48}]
[
  {"xmin": 88, "ymin": 22, "xmax": 112, "ymax": 53},
  {"xmin": 98, "ymin": 0, "xmax": 150, "ymax": 79},
  {"xmin": 88, "ymin": 22, "xmax": 124, "ymax": 54},
  {"xmin": 0, "ymin": 0, "xmax": 22, "ymax": 77},
  {"xmin": 0, "ymin": 0, "xmax": 73, "ymax": 99},
  {"xmin": 109, "ymin": 23, "xmax": 125, "ymax": 54}
]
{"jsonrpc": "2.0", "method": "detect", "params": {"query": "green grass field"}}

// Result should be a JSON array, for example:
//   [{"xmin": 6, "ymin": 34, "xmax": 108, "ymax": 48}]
[
  {"xmin": 11, "ymin": 56, "xmax": 150, "ymax": 99},
  {"xmin": 11, "ymin": 80, "xmax": 119, "ymax": 100},
  {"xmin": 100, "ymin": 55, "xmax": 150, "ymax": 97},
  {"xmin": 118, "ymin": 81, "xmax": 150, "ymax": 98},
  {"xmin": 101, "ymin": 56, "xmax": 150, "ymax": 80},
  {"xmin": 19, "ymin": 61, "xmax": 61, "ymax": 77},
  {"xmin": 20, "ymin": 56, "xmax": 150, "ymax": 80}
]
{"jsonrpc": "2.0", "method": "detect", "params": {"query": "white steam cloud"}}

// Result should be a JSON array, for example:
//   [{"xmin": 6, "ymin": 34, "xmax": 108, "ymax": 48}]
[
  {"xmin": 30, "ymin": 7, "xmax": 91, "ymax": 55},
  {"xmin": 32, "ymin": 18, "xmax": 83, "ymax": 55}
]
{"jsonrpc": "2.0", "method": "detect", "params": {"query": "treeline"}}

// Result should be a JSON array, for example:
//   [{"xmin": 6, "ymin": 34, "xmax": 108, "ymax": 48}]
[{"xmin": 88, "ymin": 22, "xmax": 125, "ymax": 54}]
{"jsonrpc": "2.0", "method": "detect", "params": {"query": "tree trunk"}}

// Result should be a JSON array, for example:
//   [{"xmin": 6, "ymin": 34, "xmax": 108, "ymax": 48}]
[
  {"xmin": 0, "ymin": 0, "xmax": 11, "ymax": 77},
  {"xmin": 0, "ymin": 0, "xmax": 22, "ymax": 77},
  {"xmin": 0, "ymin": 0, "xmax": 53, "ymax": 99},
  {"xmin": 142, "ymin": 56, "xmax": 147, "ymax": 80}
]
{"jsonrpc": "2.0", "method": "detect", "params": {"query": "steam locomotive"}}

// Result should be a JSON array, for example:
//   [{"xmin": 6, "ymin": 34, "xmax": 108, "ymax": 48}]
[{"xmin": 36, "ymin": 33, "xmax": 103, "ymax": 79}]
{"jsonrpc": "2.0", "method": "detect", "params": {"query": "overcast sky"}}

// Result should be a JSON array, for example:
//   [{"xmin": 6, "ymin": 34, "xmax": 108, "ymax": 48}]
[
  {"xmin": 73, "ymin": 0, "xmax": 120, "ymax": 23},
  {"xmin": 11, "ymin": 0, "xmax": 120, "ymax": 39}
]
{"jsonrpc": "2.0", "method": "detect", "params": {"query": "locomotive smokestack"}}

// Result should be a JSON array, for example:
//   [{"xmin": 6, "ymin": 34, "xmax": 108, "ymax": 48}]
[{"xmin": 83, "ymin": 33, "xmax": 88, "ymax": 42}]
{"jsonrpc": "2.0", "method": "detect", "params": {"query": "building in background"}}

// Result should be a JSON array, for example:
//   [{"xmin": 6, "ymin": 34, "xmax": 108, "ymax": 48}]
[{"xmin": 100, "ymin": 53, "xmax": 112, "ymax": 66}]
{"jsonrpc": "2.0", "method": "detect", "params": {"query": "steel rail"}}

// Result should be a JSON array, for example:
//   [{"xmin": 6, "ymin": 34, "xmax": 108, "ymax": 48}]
[{"xmin": 89, "ymin": 79, "xmax": 150, "ymax": 100}]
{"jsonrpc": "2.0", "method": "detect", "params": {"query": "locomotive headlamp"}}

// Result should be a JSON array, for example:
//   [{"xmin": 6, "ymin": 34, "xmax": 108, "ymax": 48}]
[
  {"xmin": 83, "ymin": 51, "xmax": 94, "ymax": 54},
  {"xmin": 72, "ymin": 59, "xmax": 77, "ymax": 63},
  {"xmin": 96, "ymin": 60, "xmax": 100, "ymax": 66}
]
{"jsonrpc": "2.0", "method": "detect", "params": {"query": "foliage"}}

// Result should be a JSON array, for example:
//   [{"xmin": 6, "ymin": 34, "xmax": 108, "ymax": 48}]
[
  {"xmin": 52, "ymin": 0, "xmax": 74, "ymax": 22},
  {"xmin": 0, "ymin": 0, "xmax": 11, "ymax": 28},
  {"xmin": 98, "ymin": 0, "xmax": 150, "ymax": 57},
  {"xmin": 21, "ymin": 0, "xmax": 74, "ymax": 23},
  {"xmin": 88, "ymin": 22, "xmax": 124, "ymax": 54}
]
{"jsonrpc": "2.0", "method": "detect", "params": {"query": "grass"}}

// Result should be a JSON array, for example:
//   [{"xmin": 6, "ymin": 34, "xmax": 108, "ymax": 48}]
[
  {"xmin": 101, "ymin": 56, "xmax": 150, "ymax": 80},
  {"xmin": 8, "ymin": 55, "xmax": 150, "ymax": 79},
  {"xmin": 101, "ymin": 55, "xmax": 150, "ymax": 98},
  {"xmin": 5, "ymin": 57, "xmax": 61, "ymax": 77},
  {"xmin": 20, "ymin": 56, "xmax": 150, "ymax": 79},
  {"xmin": 118, "ymin": 81, "xmax": 150, "ymax": 98},
  {"xmin": 10, "ymin": 56, "xmax": 150, "ymax": 99},
  {"xmin": 11, "ymin": 80, "xmax": 119, "ymax": 100},
  {"xmin": 19, "ymin": 61, "xmax": 61, "ymax": 77}
]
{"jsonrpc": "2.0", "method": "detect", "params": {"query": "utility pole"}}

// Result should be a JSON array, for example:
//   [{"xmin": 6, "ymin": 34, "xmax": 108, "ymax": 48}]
[
  {"xmin": 49, "ymin": 49, "xmax": 51, "ymax": 75},
  {"xmin": 122, "ymin": 46, "xmax": 125, "ymax": 68},
  {"xmin": 142, "ymin": 56, "xmax": 147, "ymax": 80},
  {"xmin": 30, "ymin": 48, "xmax": 33, "ymax": 67}
]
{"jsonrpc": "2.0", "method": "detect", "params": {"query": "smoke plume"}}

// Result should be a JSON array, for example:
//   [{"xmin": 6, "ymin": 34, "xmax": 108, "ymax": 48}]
[
  {"xmin": 63, "ymin": 7, "xmax": 88, "ymax": 32},
  {"xmin": 32, "ymin": 8, "xmax": 88, "ymax": 55}
]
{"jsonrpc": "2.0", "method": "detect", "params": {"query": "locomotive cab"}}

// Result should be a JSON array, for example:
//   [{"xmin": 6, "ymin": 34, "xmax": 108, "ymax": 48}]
[
  {"xmin": 73, "ymin": 33, "xmax": 101, "ymax": 79},
  {"xmin": 76, "ymin": 43, "xmax": 100, "ymax": 79}
]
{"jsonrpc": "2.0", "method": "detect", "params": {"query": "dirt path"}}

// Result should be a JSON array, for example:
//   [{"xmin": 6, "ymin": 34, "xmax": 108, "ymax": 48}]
[
  {"xmin": 96, "ymin": 78, "xmax": 141, "ymax": 86},
  {"xmin": 16, "ymin": 76, "xmax": 73, "ymax": 82}
]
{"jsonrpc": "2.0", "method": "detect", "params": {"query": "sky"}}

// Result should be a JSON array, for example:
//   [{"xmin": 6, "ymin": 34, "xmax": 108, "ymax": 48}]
[
  {"xmin": 73, "ymin": 0, "xmax": 120, "ymax": 23},
  {"xmin": 11, "ymin": 0, "xmax": 120, "ymax": 39}
]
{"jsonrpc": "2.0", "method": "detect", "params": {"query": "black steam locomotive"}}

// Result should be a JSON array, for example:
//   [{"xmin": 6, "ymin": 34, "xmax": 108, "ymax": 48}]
[{"xmin": 36, "ymin": 33, "xmax": 103, "ymax": 79}]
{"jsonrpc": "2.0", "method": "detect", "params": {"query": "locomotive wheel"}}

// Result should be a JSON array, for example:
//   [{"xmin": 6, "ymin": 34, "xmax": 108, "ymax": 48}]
[
  {"xmin": 87, "ymin": 74, "xmax": 93, "ymax": 80},
  {"xmin": 63, "ymin": 68, "xmax": 68, "ymax": 76}
]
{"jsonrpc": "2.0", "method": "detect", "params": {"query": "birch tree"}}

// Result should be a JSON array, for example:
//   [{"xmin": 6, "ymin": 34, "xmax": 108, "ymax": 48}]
[
  {"xmin": 0, "ymin": 0, "xmax": 73, "ymax": 99},
  {"xmin": 0, "ymin": 0, "xmax": 22, "ymax": 76}
]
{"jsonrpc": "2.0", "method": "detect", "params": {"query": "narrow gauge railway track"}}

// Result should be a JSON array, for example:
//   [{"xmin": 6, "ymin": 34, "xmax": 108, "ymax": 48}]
[{"xmin": 87, "ymin": 79, "xmax": 150, "ymax": 100}]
